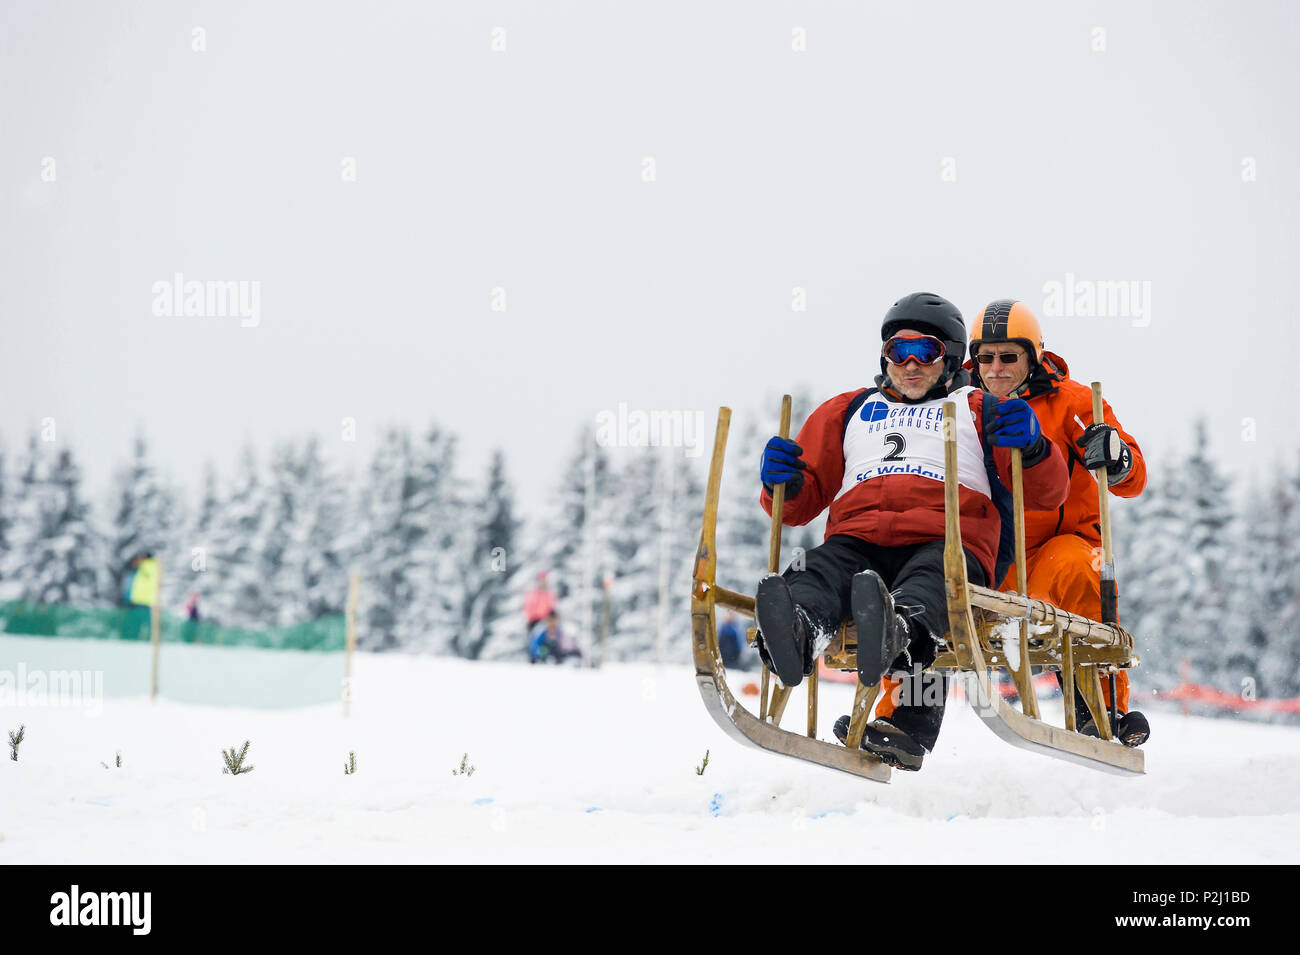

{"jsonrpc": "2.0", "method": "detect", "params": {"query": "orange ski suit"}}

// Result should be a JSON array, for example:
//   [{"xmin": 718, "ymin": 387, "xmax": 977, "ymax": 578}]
[{"xmin": 877, "ymin": 351, "xmax": 1146, "ymax": 718}]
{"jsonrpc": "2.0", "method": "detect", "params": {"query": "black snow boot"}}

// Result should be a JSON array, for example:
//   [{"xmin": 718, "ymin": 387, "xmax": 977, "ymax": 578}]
[
  {"xmin": 851, "ymin": 570, "xmax": 911, "ymax": 688},
  {"xmin": 832, "ymin": 714, "xmax": 927, "ymax": 772},
  {"xmin": 754, "ymin": 575, "xmax": 815, "ymax": 688},
  {"xmin": 1079, "ymin": 709, "xmax": 1151, "ymax": 747},
  {"xmin": 1055, "ymin": 672, "xmax": 1149, "ymax": 746}
]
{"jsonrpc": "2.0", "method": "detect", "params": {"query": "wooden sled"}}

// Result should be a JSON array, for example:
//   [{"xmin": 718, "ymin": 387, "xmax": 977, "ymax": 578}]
[{"xmin": 691, "ymin": 402, "xmax": 1145, "ymax": 782}]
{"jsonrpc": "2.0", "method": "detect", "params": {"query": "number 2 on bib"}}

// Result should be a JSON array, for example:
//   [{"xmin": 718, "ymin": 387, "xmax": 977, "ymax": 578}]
[{"xmin": 882, "ymin": 433, "xmax": 906, "ymax": 462}]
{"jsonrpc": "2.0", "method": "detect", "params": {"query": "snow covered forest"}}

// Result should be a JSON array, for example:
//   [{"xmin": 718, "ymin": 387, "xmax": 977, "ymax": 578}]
[
  {"xmin": 0, "ymin": 419, "xmax": 712, "ymax": 664},
  {"xmin": 1110, "ymin": 422, "xmax": 1300, "ymax": 716},
  {"xmin": 0, "ymin": 410, "xmax": 1296, "ymax": 716}
]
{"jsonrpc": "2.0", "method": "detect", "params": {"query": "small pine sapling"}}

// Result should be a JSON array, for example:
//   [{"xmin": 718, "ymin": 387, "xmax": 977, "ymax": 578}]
[
  {"xmin": 8, "ymin": 725, "xmax": 25, "ymax": 761},
  {"xmin": 696, "ymin": 749, "xmax": 710, "ymax": 776},
  {"xmin": 101, "ymin": 750, "xmax": 123, "ymax": 770},
  {"xmin": 344, "ymin": 751, "xmax": 356, "ymax": 775},
  {"xmin": 452, "ymin": 753, "xmax": 475, "ymax": 777},
  {"xmin": 221, "ymin": 740, "xmax": 254, "ymax": 775}
]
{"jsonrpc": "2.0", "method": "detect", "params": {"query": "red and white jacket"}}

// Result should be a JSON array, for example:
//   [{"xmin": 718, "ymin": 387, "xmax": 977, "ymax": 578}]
[{"xmin": 760, "ymin": 383, "xmax": 1069, "ymax": 583}]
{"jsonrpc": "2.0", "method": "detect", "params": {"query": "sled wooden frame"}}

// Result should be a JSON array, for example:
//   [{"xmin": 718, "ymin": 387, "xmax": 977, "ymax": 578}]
[{"xmin": 691, "ymin": 403, "xmax": 1145, "ymax": 782}]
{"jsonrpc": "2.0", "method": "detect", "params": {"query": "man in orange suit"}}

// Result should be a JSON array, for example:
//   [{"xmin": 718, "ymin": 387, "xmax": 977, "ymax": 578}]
[{"xmin": 874, "ymin": 299, "xmax": 1151, "ymax": 746}]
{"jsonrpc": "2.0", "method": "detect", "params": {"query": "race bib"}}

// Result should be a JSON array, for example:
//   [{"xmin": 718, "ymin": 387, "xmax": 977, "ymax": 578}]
[{"xmin": 836, "ymin": 387, "xmax": 992, "ymax": 500}]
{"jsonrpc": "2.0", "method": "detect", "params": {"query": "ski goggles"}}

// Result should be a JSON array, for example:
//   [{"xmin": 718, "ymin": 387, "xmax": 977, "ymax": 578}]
[{"xmin": 882, "ymin": 334, "xmax": 946, "ymax": 366}]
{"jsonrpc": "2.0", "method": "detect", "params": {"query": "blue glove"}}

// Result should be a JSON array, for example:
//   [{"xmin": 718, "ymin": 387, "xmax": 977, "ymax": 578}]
[
  {"xmin": 760, "ymin": 436, "xmax": 806, "ymax": 497},
  {"xmin": 987, "ymin": 398, "xmax": 1042, "ymax": 449}
]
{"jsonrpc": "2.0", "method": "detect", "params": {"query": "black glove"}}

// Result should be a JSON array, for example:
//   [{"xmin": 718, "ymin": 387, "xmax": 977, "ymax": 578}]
[{"xmin": 1076, "ymin": 424, "xmax": 1133, "ymax": 483}]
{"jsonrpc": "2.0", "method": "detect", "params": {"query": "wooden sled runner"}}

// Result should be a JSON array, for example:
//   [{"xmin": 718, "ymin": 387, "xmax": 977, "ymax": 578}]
[{"xmin": 691, "ymin": 400, "xmax": 1145, "ymax": 782}]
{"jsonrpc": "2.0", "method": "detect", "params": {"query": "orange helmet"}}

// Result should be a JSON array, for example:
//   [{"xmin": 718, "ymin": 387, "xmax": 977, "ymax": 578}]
[{"xmin": 969, "ymin": 299, "xmax": 1044, "ymax": 363}]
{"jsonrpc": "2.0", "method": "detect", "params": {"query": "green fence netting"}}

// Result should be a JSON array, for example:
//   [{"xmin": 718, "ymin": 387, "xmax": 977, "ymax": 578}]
[{"xmin": 0, "ymin": 602, "xmax": 345, "ymax": 652}]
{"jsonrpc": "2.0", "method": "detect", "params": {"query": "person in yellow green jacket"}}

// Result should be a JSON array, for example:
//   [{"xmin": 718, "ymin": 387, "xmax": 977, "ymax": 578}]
[{"xmin": 120, "ymin": 552, "xmax": 160, "ymax": 639}]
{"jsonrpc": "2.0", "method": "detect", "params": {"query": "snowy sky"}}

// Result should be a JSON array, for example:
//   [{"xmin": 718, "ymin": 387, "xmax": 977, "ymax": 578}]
[{"xmin": 3, "ymin": 0, "xmax": 1298, "ymax": 517}]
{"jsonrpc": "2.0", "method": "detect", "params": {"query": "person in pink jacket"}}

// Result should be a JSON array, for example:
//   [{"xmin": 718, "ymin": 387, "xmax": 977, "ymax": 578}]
[{"xmin": 523, "ymin": 572, "xmax": 558, "ymax": 645}]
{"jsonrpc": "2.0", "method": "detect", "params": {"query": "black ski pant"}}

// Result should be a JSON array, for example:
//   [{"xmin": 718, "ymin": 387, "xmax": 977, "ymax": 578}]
[{"xmin": 782, "ymin": 534, "xmax": 986, "ymax": 751}]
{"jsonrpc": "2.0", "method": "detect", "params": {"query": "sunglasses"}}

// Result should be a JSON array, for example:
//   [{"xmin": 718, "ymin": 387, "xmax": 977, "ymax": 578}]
[
  {"xmin": 975, "ymin": 350, "xmax": 1025, "ymax": 365},
  {"xmin": 883, "ymin": 335, "xmax": 946, "ymax": 366}
]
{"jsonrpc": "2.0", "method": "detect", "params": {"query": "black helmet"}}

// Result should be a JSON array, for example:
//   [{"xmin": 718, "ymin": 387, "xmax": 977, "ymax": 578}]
[{"xmin": 880, "ymin": 292, "xmax": 966, "ymax": 377}]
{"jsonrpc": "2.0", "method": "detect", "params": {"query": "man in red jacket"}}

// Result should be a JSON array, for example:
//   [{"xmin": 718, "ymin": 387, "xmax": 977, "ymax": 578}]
[{"xmin": 756, "ymin": 292, "xmax": 1068, "ymax": 770}]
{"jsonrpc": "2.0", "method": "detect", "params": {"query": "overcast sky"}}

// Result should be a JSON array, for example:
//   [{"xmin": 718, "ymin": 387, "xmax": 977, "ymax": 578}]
[{"xmin": 3, "ymin": 0, "xmax": 1298, "ymax": 519}]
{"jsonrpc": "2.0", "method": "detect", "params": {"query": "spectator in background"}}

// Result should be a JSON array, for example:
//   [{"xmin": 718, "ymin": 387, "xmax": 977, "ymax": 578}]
[
  {"xmin": 523, "ymin": 571, "xmax": 557, "ymax": 644},
  {"xmin": 120, "ymin": 552, "xmax": 160, "ymax": 640},
  {"xmin": 183, "ymin": 592, "xmax": 201, "ymax": 643},
  {"xmin": 717, "ymin": 611, "xmax": 747, "ymax": 670},
  {"xmin": 529, "ymin": 612, "xmax": 581, "ymax": 665}
]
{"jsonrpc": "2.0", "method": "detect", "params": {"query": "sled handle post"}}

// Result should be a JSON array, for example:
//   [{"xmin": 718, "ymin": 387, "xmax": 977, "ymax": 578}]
[
  {"xmin": 767, "ymin": 395, "xmax": 794, "ymax": 573},
  {"xmin": 692, "ymin": 408, "xmax": 730, "ymax": 669},
  {"xmin": 942, "ymin": 401, "xmax": 979, "ymax": 669},
  {"xmin": 694, "ymin": 407, "xmax": 731, "ymax": 601},
  {"xmin": 760, "ymin": 395, "xmax": 793, "ymax": 722},
  {"xmin": 1091, "ymin": 383, "xmax": 1115, "ymax": 580},
  {"xmin": 1059, "ymin": 622, "xmax": 1077, "ymax": 733},
  {"xmin": 942, "ymin": 403, "xmax": 961, "ymax": 567},
  {"xmin": 941, "ymin": 403, "xmax": 967, "ymax": 625},
  {"xmin": 1091, "ymin": 382, "xmax": 1119, "ymax": 730},
  {"xmin": 149, "ymin": 560, "xmax": 163, "ymax": 703},
  {"xmin": 1009, "ymin": 450, "xmax": 1040, "ymax": 719},
  {"xmin": 344, "ymin": 571, "xmax": 360, "ymax": 717},
  {"xmin": 807, "ymin": 659, "xmax": 819, "ymax": 739}
]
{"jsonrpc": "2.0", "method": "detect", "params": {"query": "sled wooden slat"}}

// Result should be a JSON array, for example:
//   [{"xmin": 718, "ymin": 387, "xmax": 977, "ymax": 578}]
[
  {"xmin": 966, "ymin": 586, "xmax": 1132, "ymax": 648},
  {"xmin": 714, "ymin": 586, "xmax": 755, "ymax": 617},
  {"xmin": 827, "ymin": 611, "xmax": 1135, "ymax": 670},
  {"xmin": 930, "ymin": 643, "xmax": 1133, "ymax": 670}
]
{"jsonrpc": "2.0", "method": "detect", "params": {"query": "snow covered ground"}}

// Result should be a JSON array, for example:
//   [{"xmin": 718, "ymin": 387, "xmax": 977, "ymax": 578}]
[{"xmin": 3, "ymin": 643, "xmax": 1298, "ymax": 864}]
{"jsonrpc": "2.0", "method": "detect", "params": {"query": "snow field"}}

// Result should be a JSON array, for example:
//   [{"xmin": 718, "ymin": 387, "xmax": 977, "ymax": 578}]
[{"xmin": 3, "ymin": 649, "xmax": 1298, "ymax": 864}]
